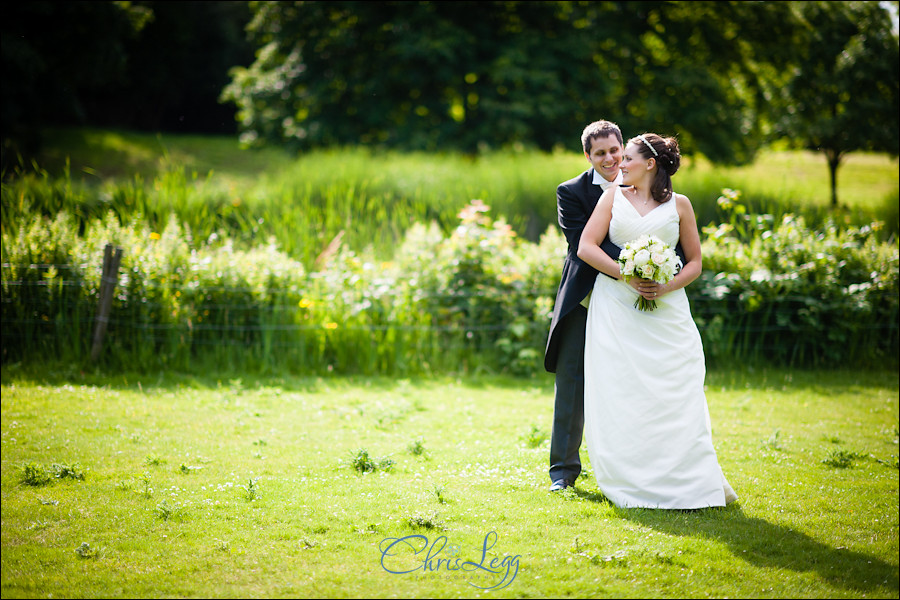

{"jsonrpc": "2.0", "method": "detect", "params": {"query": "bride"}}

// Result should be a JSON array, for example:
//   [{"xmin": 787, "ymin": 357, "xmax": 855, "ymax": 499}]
[{"xmin": 576, "ymin": 132, "xmax": 737, "ymax": 509}]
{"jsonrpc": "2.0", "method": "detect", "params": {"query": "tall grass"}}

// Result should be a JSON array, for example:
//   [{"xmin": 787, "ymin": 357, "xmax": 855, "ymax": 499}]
[{"xmin": 5, "ymin": 128, "xmax": 897, "ymax": 269}]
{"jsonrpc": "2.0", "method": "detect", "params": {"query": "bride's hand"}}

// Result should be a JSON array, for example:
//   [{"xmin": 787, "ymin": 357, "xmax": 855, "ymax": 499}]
[{"xmin": 632, "ymin": 278, "xmax": 663, "ymax": 300}]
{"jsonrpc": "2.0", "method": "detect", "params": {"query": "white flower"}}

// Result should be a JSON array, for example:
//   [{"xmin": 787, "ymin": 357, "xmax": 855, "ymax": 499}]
[
  {"xmin": 634, "ymin": 249, "xmax": 651, "ymax": 266},
  {"xmin": 659, "ymin": 262, "xmax": 676, "ymax": 279},
  {"xmin": 616, "ymin": 235, "xmax": 681, "ymax": 311}
]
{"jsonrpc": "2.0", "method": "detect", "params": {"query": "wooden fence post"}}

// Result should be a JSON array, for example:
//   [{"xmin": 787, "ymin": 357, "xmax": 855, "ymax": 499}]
[{"xmin": 90, "ymin": 244, "xmax": 123, "ymax": 362}]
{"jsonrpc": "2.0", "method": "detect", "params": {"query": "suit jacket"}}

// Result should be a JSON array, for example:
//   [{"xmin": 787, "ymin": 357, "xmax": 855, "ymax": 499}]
[{"xmin": 544, "ymin": 169, "xmax": 620, "ymax": 373}]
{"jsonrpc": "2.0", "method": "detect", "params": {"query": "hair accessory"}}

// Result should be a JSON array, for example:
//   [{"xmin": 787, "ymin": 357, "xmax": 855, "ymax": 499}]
[{"xmin": 637, "ymin": 135, "xmax": 658, "ymax": 157}]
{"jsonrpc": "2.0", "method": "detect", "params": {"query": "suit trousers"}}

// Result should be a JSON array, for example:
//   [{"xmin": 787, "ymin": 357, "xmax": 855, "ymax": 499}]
[{"xmin": 549, "ymin": 304, "xmax": 587, "ymax": 484}]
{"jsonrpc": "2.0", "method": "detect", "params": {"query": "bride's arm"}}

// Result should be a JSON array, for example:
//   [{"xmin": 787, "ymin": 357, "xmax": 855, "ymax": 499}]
[
  {"xmin": 659, "ymin": 194, "xmax": 702, "ymax": 294},
  {"xmin": 577, "ymin": 188, "xmax": 621, "ymax": 279}
]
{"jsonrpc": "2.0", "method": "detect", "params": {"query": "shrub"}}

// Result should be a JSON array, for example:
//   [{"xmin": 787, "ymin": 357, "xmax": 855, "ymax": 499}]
[
  {"xmin": 693, "ymin": 190, "xmax": 899, "ymax": 367},
  {"xmin": 2, "ymin": 194, "xmax": 897, "ymax": 374}
]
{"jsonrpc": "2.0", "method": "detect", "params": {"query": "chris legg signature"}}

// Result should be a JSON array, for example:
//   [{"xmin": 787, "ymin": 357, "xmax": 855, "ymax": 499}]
[{"xmin": 379, "ymin": 531, "xmax": 520, "ymax": 590}]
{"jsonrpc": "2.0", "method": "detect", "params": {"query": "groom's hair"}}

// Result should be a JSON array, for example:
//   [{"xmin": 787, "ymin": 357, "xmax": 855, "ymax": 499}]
[{"xmin": 581, "ymin": 120, "xmax": 623, "ymax": 154}]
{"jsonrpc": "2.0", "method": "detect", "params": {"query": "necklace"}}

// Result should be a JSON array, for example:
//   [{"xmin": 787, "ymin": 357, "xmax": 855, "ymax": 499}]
[{"xmin": 629, "ymin": 187, "xmax": 650, "ymax": 206}]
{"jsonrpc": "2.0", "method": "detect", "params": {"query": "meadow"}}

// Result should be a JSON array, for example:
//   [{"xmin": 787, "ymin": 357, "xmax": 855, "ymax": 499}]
[{"xmin": 1, "ymin": 366, "xmax": 897, "ymax": 598}]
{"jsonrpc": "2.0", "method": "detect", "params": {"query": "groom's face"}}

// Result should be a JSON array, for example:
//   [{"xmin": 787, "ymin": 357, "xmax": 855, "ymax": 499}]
[{"xmin": 585, "ymin": 134, "xmax": 622, "ymax": 183}]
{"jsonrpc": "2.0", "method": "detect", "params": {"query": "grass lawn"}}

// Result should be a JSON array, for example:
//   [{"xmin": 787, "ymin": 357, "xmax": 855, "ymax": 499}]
[{"xmin": 1, "ymin": 366, "xmax": 897, "ymax": 598}]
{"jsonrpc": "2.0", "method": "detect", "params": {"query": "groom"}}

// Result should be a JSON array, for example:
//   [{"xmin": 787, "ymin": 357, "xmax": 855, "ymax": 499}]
[{"xmin": 545, "ymin": 120, "xmax": 625, "ymax": 492}]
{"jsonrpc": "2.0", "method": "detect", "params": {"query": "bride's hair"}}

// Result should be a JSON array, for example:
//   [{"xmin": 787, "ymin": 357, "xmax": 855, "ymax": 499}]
[{"xmin": 631, "ymin": 133, "xmax": 681, "ymax": 204}]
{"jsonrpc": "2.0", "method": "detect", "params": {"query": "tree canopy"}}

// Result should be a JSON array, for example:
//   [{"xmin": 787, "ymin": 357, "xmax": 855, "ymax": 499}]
[{"xmin": 223, "ymin": 0, "xmax": 809, "ymax": 163}]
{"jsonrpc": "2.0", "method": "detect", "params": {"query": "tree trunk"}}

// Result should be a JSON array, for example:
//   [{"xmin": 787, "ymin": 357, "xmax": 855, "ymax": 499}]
[{"xmin": 824, "ymin": 148, "xmax": 843, "ymax": 209}]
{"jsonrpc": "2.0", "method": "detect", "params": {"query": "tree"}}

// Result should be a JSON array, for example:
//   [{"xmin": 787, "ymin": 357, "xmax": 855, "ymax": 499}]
[
  {"xmin": 222, "ymin": 1, "xmax": 603, "ymax": 153},
  {"xmin": 221, "ymin": 1, "xmax": 799, "ymax": 162},
  {"xmin": 774, "ymin": 1, "xmax": 900, "ymax": 207}
]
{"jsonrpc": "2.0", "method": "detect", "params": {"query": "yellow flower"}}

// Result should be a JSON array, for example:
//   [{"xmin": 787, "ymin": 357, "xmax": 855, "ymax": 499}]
[
  {"xmin": 150, "ymin": 232, "xmax": 161, "ymax": 240},
  {"xmin": 324, "ymin": 322, "xmax": 338, "ymax": 330},
  {"xmin": 298, "ymin": 299, "xmax": 313, "ymax": 309}
]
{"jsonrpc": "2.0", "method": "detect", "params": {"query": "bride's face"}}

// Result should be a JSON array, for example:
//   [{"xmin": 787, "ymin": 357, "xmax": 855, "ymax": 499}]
[{"xmin": 620, "ymin": 142, "xmax": 651, "ymax": 186}]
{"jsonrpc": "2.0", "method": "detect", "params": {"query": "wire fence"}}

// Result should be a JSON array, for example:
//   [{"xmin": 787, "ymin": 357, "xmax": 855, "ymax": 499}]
[{"xmin": 3, "ymin": 262, "xmax": 898, "ymax": 373}]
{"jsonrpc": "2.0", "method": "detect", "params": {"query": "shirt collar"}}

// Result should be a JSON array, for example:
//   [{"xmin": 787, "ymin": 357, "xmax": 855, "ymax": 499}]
[{"xmin": 592, "ymin": 168, "xmax": 622, "ymax": 190}]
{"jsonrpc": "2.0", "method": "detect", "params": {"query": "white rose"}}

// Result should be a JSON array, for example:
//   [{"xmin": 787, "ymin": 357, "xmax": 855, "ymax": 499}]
[
  {"xmin": 651, "ymin": 251, "xmax": 666, "ymax": 266},
  {"xmin": 622, "ymin": 260, "xmax": 635, "ymax": 276},
  {"xmin": 634, "ymin": 249, "xmax": 651, "ymax": 266},
  {"xmin": 640, "ymin": 264, "xmax": 655, "ymax": 279}
]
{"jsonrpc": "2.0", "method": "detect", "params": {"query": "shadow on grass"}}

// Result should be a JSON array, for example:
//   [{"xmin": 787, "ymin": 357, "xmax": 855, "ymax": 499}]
[
  {"xmin": 561, "ymin": 486, "xmax": 897, "ymax": 593},
  {"xmin": 614, "ymin": 503, "xmax": 899, "ymax": 594}
]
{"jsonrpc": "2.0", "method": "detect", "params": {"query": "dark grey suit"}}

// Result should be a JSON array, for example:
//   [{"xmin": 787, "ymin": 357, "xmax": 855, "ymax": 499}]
[{"xmin": 544, "ymin": 169, "xmax": 620, "ymax": 485}]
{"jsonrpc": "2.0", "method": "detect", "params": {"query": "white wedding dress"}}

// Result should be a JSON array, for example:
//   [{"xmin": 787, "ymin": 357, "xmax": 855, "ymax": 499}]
[{"xmin": 584, "ymin": 187, "xmax": 736, "ymax": 509}]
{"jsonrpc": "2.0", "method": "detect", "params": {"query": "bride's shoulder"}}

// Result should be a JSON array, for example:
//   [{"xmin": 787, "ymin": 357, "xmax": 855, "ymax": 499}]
[
  {"xmin": 599, "ymin": 184, "xmax": 621, "ymax": 205},
  {"xmin": 673, "ymin": 192, "xmax": 692, "ymax": 209},
  {"xmin": 609, "ymin": 185, "xmax": 629, "ymax": 200},
  {"xmin": 673, "ymin": 193, "xmax": 698, "ymax": 223}
]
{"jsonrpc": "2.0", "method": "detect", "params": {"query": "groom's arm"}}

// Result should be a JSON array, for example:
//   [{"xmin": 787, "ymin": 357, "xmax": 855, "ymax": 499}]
[
  {"xmin": 600, "ymin": 235, "xmax": 621, "ymax": 262},
  {"xmin": 675, "ymin": 242, "xmax": 687, "ymax": 267},
  {"xmin": 556, "ymin": 184, "xmax": 590, "ymax": 253}
]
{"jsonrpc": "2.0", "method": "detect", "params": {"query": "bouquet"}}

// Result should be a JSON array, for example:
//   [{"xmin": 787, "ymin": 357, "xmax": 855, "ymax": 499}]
[{"xmin": 617, "ymin": 235, "xmax": 680, "ymax": 311}]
